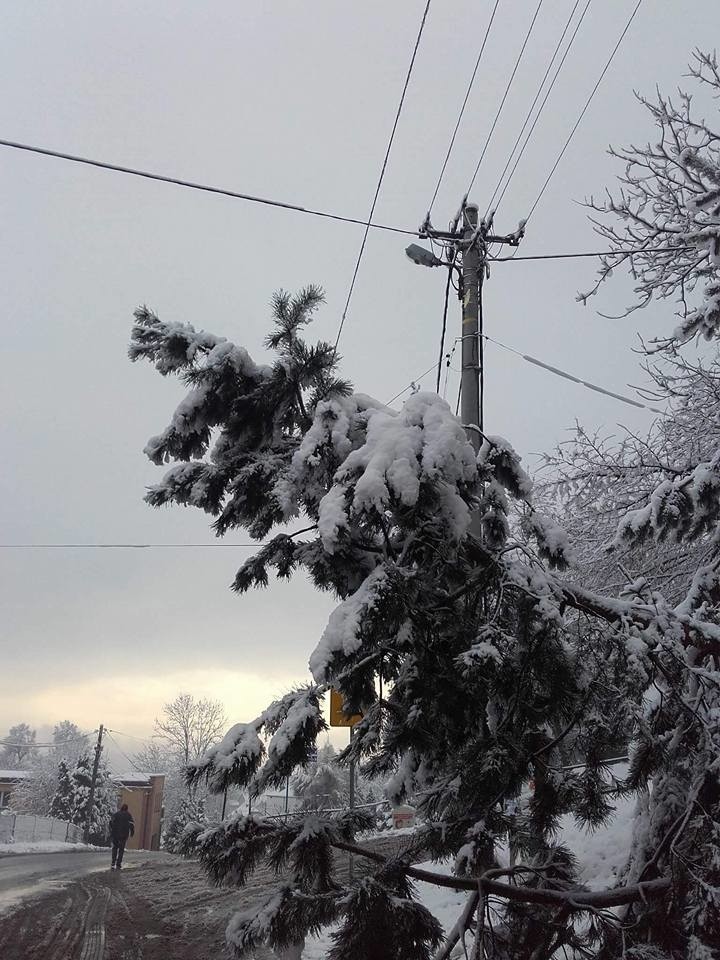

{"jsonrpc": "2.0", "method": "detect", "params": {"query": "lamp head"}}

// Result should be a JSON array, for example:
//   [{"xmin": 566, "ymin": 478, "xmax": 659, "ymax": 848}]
[{"xmin": 405, "ymin": 243, "xmax": 443, "ymax": 268}]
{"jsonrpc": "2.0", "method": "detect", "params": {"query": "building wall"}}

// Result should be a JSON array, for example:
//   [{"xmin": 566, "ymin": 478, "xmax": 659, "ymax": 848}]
[
  {"xmin": 0, "ymin": 773, "xmax": 29, "ymax": 810},
  {"xmin": 0, "ymin": 780, "xmax": 15, "ymax": 809},
  {"xmin": 119, "ymin": 787, "xmax": 148, "ymax": 851},
  {"xmin": 117, "ymin": 775, "xmax": 165, "ymax": 851}
]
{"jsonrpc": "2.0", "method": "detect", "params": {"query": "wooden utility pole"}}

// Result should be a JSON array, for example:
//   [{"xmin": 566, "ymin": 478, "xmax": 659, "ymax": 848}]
[{"xmin": 84, "ymin": 723, "xmax": 104, "ymax": 843}]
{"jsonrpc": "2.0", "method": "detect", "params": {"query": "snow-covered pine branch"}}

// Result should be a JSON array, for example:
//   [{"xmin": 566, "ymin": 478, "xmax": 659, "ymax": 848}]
[{"xmin": 131, "ymin": 262, "xmax": 720, "ymax": 956}]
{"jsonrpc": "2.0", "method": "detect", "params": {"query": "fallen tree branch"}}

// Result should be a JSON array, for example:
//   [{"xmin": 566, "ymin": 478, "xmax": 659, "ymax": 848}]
[
  {"xmin": 331, "ymin": 840, "xmax": 671, "ymax": 909},
  {"xmin": 432, "ymin": 890, "xmax": 479, "ymax": 960}
]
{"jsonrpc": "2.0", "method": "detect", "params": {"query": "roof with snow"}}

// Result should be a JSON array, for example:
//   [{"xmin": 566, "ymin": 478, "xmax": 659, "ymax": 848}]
[
  {"xmin": 111, "ymin": 772, "xmax": 155, "ymax": 787},
  {"xmin": 0, "ymin": 770, "xmax": 32, "ymax": 781}
]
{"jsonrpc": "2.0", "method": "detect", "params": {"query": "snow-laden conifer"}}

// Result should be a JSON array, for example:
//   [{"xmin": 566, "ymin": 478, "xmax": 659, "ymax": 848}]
[
  {"xmin": 49, "ymin": 759, "xmax": 74, "ymax": 822},
  {"xmin": 131, "ymin": 274, "xmax": 718, "ymax": 956}
]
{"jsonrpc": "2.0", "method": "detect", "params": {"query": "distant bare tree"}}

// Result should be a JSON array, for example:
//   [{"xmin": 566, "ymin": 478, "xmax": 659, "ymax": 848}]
[
  {"xmin": 154, "ymin": 693, "xmax": 226, "ymax": 767},
  {"xmin": 132, "ymin": 740, "xmax": 173, "ymax": 774}
]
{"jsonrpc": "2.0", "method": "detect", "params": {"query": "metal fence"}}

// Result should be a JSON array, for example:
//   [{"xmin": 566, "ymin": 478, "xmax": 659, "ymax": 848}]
[{"xmin": 0, "ymin": 813, "xmax": 83, "ymax": 845}]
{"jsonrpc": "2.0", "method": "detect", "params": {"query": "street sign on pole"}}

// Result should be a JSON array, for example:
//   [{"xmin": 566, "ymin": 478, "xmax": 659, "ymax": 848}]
[{"xmin": 329, "ymin": 688, "xmax": 362, "ymax": 727}]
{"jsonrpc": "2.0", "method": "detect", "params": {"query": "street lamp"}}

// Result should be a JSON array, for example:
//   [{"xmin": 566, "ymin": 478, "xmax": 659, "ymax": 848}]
[{"xmin": 405, "ymin": 243, "xmax": 444, "ymax": 268}]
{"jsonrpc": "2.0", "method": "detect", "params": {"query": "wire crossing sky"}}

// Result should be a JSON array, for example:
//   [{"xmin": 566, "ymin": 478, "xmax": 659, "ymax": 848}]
[{"xmin": 1, "ymin": 0, "xmax": 712, "ymax": 736}]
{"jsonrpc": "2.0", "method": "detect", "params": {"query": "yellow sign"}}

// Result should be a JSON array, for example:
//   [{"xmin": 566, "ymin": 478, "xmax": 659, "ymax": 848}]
[{"xmin": 329, "ymin": 688, "xmax": 363, "ymax": 727}]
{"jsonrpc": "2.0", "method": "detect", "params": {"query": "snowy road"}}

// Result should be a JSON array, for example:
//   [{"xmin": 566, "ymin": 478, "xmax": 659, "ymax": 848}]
[
  {"xmin": 0, "ymin": 835, "xmax": 419, "ymax": 959},
  {"xmin": 0, "ymin": 849, "xmax": 167, "ymax": 913}
]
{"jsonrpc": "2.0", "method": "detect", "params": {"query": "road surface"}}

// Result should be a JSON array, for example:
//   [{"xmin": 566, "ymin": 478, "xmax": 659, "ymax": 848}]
[
  {"xmin": 0, "ymin": 849, "xmax": 165, "ymax": 913},
  {"xmin": 0, "ymin": 833, "xmax": 418, "ymax": 959}
]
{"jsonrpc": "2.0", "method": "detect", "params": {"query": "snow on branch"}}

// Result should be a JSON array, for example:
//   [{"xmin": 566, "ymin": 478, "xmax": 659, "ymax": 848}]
[
  {"xmin": 186, "ymin": 722, "xmax": 264, "ymax": 794},
  {"xmin": 579, "ymin": 51, "xmax": 720, "ymax": 351}
]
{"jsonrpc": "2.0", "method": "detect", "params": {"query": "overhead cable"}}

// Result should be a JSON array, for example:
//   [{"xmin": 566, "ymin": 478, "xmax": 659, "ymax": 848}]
[
  {"xmin": 488, "ymin": 244, "xmax": 692, "ymax": 262},
  {"xmin": 386, "ymin": 361, "xmax": 438, "ymax": 406},
  {"xmin": 492, "ymin": 0, "xmax": 592, "ymax": 217},
  {"xmin": 436, "ymin": 260, "xmax": 456, "ymax": 392},
  {"xmin": 0, "ymin": 733, "xmax": 95, "ymax": 749},
  {"xmin": 427, "ymin": 0, "xmax": 501, "ymax": 216},
  {"xmin": 105, "ymin": 730, "xmax": 143, "ymax": 774},
  {"xmin": 525, "ymin": 0, "xmax": 643, "ymax": 222},
  {"xmin": 483, "ymin": 333, "xmax": 663, "ymax": 413},
  {"xmin": 0, "ymin": 138, "xmax": 416, "ymax": 237},
  {"xmin": 0, "ymin": 542, "xmax": 269, "ymax": 549},
  {"xmin": 334, "ymin": 0, "xmax": 433, "ymax": 350},
  {"xmin": 485, "ymin": 0, "xmax": 585, "ymax": 218},
  {"xmin": 106, "ymin": 729, "xmax": 155, "ymax": 745},
  {"xmin": 466, "ymin": 0, "xmax": 546, "ymax": 194}
]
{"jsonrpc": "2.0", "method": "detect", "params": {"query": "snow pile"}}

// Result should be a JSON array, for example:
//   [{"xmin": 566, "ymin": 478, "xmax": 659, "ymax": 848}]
[{"xmin": 0, "ymin": 840, "xmax": 99, "ymax": 856}]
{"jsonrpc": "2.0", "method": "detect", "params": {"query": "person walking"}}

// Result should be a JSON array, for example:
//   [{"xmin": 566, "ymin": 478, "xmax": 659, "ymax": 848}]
[{"xmin": 109, "ymin": 803, "xmax": 135, "ymax": 870}]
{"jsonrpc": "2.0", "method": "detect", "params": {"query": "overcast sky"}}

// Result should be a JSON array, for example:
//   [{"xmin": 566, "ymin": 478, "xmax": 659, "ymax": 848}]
[{"xmin": 1, "ymin": 1, "xmax": 717, "ymax": 753}]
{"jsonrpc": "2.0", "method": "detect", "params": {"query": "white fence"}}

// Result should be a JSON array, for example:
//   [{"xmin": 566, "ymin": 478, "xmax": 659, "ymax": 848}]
[{"xmin": 0, "ymin": 812, "xmax": 83, "ymax": 845}]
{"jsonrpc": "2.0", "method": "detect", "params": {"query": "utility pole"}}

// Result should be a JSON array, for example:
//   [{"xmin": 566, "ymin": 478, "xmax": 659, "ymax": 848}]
[
  {"xmin": 461, "ymin": 203, "xmax": 482, "ymax": 451},
  {"xmin": 412, "ymin": 203, "xmax": 524, "ymax": 443},
  {"xmin": 348, "ymin": 726, "xmax": 356, "ymax": 882},
  {"xmin": 84, "ymin": 723, "xmax": 104, "ymax": 843}
]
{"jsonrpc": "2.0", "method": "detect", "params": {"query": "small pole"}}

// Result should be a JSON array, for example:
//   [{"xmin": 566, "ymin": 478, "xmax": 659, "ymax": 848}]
[
  {"xmin": 84, "ymin": 724, "xmax": 104, "ymax": 844},
  {"xmin": 284, "ymin": 776, "xmax": 290, "ymax": 822},
  {"xmin": 221, "ymin": 786, "xmax": 228, "ymax": 820},
  {"xmin": 348, "ymin": 726, "xmax": 356, "ymax": 882}
]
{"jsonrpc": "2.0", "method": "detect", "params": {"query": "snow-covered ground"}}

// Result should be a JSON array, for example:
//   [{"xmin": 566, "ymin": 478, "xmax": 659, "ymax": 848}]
[
  {"xmin": 304, "ymin": 792, "xmax": 637, "ymax": 956},
  {"xmin": 0, "ymin": 840, "xmax": 98, "ymax": 856}
]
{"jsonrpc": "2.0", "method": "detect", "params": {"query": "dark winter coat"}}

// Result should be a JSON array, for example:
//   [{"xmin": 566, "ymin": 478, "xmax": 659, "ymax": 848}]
[{"xmin": 110, "ymin": 809, "xmax": 135, "ymax": 841}]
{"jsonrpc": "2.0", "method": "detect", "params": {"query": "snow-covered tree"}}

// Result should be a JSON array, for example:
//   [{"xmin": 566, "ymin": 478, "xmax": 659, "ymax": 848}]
[
  {"xmin": 163, "ymin": 795, "xmax": 208, "ymax": 854},
  {"xmin": 291, "ymin": 741, "xmax": 377, "ymax": 813},
  {"xmin": 49, "ymin": 760, "xmax": 74, "ymax": 821},
  {"xmin": 291, "ymin": 742, "xmax": 349, "ymax": 811},
  {"xmin": 130, "ymin": 281, "xmax": 709, "ymax": 958},
  {"xmin": 580, "ymin": 49, "xmax": 720, "ymax": 353},
  {"xmin": 8, "ymin": 721, "xmax": 91, "ymax": 816},
  {"xmin": 544, "ymin": 52, "xmax": 720, "ymax": 959},
  {"xmin": 70, "ymin": 755, "xmax": 112, "ymax": 842},
  {"xmin": 0, "ymin": 723, "xmax": 37, "ymax": 768}
]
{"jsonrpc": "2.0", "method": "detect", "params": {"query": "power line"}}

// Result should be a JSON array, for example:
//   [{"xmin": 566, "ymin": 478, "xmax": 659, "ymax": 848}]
[
  {"xmin": 436, "ymin": 261, "xmax": 455, "ymax": 393},
  {"xmin": 483, "ymin": 333, "xmax": 663, "ymax": 413},
  {"xmin": 484, "ymin": 0, "xmax": 584, "ymax": 218},
  {"xmin": 106, "ymin": 729, "xmax": 154, "ymax": 745},
  {"xmin": 427, "ymin": 0, "xmax": 501, "ymax": 216},
  {"xmin": 488, "ymin": 245, "xmax": 691, "ymax": 263},
  {"xmin": 0, "ymin": 137, "xmax": 416, "ymax": 237},
  {"xmin": 334, "ymin": 0, "xmax": 432, "ymax": 351},
  {"xmin": 466, "ymin": 0, "xmax": 546, "ymax": 195},
  {"xmin": 492, "ymin": 0, "xmax": 592, "ymax": 217},
  {"xmin": 386, "ymin": 361, "xmax": 438, "ymax": 406},
  {"xmin": 0, "ymin": 733, "xmax": 95, "ymax": 749},
  {"xmin": 105, "ymin": 730, "xmax": 143, "ymax": 774},
  {"xmin": 395, "ymin": 323, "xmax": 665, "ymax": 421},
  {"xmin": 0, "ymin": 542, "xmax": 267, "ymax": 548},
  {"xmin": 525, "ymin": 0, "xmax": 643, "ymax": 222}
]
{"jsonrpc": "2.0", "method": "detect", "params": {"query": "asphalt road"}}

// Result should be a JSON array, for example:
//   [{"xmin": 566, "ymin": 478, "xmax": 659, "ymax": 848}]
[{"xmin": 0, "ymin": 849, "xmax": 167, "ymax": 912}]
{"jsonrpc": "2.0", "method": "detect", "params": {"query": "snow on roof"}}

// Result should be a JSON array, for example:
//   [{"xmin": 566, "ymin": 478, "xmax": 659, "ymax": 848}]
[
  {"xmin": 111, "ymin": 772, "xmax": 152, "ymax": 787},
  {"xmin": 0, "ymin": 770, "xmax": 31, "ymax": 780}
]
